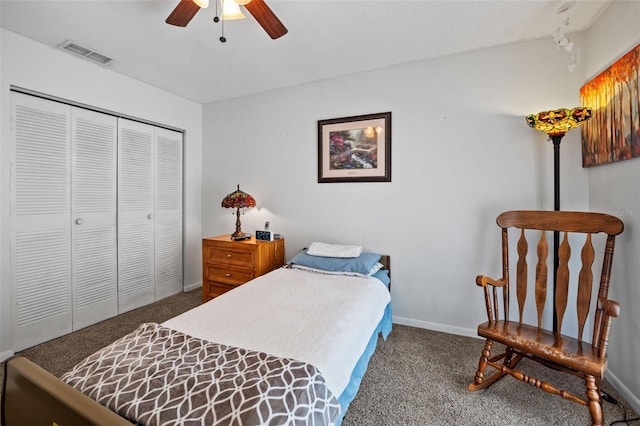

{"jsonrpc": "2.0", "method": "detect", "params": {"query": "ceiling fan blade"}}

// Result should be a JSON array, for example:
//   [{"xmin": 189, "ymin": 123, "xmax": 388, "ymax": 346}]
[
  {"xmin": 166, "ymin": 0, "xmax": 202, "ymax": 27},
  {"xmin": 244, "ymin": 0, "xmax": 288, "ymax": 39}
]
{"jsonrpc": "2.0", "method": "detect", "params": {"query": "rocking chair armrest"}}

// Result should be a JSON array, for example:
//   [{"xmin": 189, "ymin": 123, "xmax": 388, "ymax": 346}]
[
  {"xmin": 475, "ymin": 275, "xmax": 506, "ymax": 288},
  {"xmin": 598, "ymin": 298, "xmax": 621, "ymax": 318}
]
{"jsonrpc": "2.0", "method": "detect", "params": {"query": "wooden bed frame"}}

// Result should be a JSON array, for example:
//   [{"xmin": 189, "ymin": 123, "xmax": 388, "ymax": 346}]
[
  {"xmin": 2, "ymin": 356, "xmax": 131, "ymax": 425},
  {"xmin": 1, "ymin": 255, "xmax": 390, "ymax": 425}
]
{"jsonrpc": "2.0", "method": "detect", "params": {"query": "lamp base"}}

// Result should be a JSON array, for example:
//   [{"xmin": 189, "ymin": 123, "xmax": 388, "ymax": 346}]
[{"xmin": 231, "ymin": 232, "xmax": 252, "ymax": 241}]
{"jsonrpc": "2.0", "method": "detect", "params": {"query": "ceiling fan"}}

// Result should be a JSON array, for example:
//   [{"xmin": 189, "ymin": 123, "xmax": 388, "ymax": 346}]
[{"xmin": 166, "ymin": 0, "xmax": 288, "ymax": 40}]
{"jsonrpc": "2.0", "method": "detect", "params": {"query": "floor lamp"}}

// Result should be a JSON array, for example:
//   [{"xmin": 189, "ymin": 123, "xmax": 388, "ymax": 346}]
[{"xmin": 526, "ymin": 107, "xmax": 593, "ymax": 332}]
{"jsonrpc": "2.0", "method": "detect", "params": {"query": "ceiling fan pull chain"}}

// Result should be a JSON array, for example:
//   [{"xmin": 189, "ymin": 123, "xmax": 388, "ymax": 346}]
[
  {"xmin": 213, "ymin": 0, "xmax": 227, "ymax": 42},
  {"xmin": 220, "ymin": 22, "xmax": 227, "ymax": 43},
  {"xmin": 220, "ymin": 12, "xmax": 227, "ymax": 43},
  {"xmin": 213, "ymin": 0, "xmax": 220, "ymax": 22}
]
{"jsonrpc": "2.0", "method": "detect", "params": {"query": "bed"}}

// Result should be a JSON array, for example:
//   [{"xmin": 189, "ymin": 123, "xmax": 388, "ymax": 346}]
[{"xmin": 2, "ymin": 247, "xmax": 392, "ymax": 426}]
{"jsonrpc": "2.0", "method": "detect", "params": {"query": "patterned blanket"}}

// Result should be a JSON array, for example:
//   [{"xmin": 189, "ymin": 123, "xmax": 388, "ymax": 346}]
[{"xmin": 61, "ymin": 323, "xmax": 340, "ymax": 425}]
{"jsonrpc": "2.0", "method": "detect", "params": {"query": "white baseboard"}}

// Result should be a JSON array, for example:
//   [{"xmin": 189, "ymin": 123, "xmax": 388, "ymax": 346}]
[
  {"xmin": 183, "ymin": 281, "xmax": 202, "ymax": 292},
  {"xmin": 606, "ymin": 369, "xmax": 640, "ymax": 414},
  {"xmin": 392, "ymin": 315, "xmax": 480, "ymax": 339}
]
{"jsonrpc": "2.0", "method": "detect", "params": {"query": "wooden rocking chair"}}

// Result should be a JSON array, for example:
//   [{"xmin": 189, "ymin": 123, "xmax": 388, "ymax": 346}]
[{"xmin": 468, "ymin": 210, "xmax": 624, "ymax": 426}]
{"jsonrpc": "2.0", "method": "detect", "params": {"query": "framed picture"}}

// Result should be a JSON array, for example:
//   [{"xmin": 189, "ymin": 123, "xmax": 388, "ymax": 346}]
[
  {"xmin": 580, "ymin": 42, "xmax": 640, "ymax": 167},
  {"xmin": 318, "ymin": 112, "xmax": 391, "ymax": 183}
]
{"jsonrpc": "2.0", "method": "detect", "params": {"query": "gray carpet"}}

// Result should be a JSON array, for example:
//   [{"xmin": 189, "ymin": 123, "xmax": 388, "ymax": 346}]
[
  {"xmin": 342, "ymin": 326, "xmax": 638, "ymax": 426},
  {"xmin": 2, "ymin": 289, "xmax": 638, "ymax": 425}
]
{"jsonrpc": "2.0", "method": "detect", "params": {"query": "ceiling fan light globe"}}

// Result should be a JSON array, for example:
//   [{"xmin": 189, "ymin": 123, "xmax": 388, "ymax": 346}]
[
  {"xmin": 193, "ymin": 0, "xmax": 209, "ymax": 8},
  {"xmin": 234, "ymin": 0, "xmax": 252, "ymax": 5},
  {"xmin": 222, "ymin": 0, "xmax": 246, "ymax": 19}
]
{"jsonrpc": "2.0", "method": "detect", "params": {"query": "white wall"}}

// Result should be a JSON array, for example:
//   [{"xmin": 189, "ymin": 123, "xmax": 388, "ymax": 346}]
[
  {"xmin": 202, "ymin": 35, "xmax": 589, "ymax": 335},
  {"xmin": 0, "ymin": 29, "xmax": 203, "ymax": 359},
  {"xmin": 583, "ymin": 0, "xmax": 640, "ymax": 412}
]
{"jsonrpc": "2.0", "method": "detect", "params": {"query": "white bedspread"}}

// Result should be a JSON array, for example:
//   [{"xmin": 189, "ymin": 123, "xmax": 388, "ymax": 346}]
[{"xmin": 163, "ymin": 267, "xmax": 391, "ymax": 397}]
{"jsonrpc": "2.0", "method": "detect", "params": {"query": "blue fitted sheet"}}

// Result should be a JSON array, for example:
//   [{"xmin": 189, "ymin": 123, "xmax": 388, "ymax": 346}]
[{"xmin": 334, "ymin": 301, "xmax": 392, "ymax": 425}]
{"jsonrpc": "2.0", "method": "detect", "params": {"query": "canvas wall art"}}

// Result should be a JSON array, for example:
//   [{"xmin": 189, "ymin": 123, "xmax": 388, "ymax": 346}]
[{"xmin": 580, "ymin": 43, "xmax": 640, "ymax": 167}]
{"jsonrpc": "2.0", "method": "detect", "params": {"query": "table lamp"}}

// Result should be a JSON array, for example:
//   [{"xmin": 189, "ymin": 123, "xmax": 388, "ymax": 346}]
[{"xmin": 221, "ymin": 184, "xmax": 256, "ymax": 240}]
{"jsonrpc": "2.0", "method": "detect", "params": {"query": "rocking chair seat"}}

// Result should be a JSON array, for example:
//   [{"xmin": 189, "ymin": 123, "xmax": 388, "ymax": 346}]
[{"xmin": 478, "ymin": 320, "xmax": 606, "ymax": 378}]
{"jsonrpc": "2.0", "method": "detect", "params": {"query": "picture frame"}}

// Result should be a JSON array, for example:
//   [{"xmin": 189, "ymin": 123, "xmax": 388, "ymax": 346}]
[
  {"xmin": 580, "ymin": 42, "xmax": 640, "ymax": 167},
  {"xmin": 318, "ymin": 112, "xmax": 391, "ymax": 183}
]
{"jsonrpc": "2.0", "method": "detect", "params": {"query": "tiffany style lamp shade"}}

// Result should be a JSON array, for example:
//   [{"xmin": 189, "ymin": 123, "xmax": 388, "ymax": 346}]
[
  {"xmin": 221, "ymin": 184, "xmax": 256, "ymax": 240},
  {"xmin": 526, "ymin": 107, "xmax": 592, "ymax": 211}
]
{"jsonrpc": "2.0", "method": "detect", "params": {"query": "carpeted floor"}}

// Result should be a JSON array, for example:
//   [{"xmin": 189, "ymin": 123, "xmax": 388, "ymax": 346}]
[
  {"xmin": 342, "ymin": 326, "xmax": 638, "ymax": 426},
  {"xmin": 2, "ymin": 289, "xmax": 638, "ymax": 425},
  {"xmin": 5, "ymin": 289, "xmax": 203, "ymax": 379}
]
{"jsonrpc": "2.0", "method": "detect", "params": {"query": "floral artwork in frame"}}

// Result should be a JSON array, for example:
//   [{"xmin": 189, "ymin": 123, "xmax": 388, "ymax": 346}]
[
  {"xmin": 317, "ymin": 112, "xmax": 391, "ymax": 183},
  {"xmin": 580, "ymin": 43, "xmax": 640, "ymax": 167}
]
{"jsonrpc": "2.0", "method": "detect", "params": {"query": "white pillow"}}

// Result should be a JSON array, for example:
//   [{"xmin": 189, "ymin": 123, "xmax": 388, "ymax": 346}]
[{"xmin": 306, "ymin": 242, "xmax": 363, "ymax": 258}]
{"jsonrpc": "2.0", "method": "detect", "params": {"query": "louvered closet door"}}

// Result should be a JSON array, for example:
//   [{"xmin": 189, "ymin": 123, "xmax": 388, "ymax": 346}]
[
  {"xmin": 71, "ymin": 108, "xmax": 118, "ymax": 329},
  {"xmin": 118, "ymin": 119, "xmax": 155, "ymax": 312},
  {"xmin": 10, "ymin": 92, "xmax": 72, "ymax": 351},
  {"xmin": 154, "ymin": 128, "xmax": 183, "ymax": 299}
]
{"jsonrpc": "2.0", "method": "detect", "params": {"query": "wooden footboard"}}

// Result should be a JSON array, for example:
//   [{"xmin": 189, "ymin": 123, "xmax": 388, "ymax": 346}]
[{"xmin": 1, "ymin": 356, "xmax": 130, "ymax": 426}]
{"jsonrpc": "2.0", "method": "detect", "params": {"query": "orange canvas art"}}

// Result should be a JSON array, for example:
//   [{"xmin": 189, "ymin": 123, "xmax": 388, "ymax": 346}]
[{"xmin": 580, "ymin": 43, "xmax": 640, "ymax": 167}]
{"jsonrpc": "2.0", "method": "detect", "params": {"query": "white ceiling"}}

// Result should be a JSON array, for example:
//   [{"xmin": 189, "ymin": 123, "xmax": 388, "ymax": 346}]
[{"xmin": 1, "ymin": 0, "xmax": 611, "ymax": 104}]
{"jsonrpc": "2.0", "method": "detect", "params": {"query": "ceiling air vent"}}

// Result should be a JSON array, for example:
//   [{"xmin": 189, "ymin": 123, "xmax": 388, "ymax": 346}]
[{"xmin": 58, "ymin": 40, "xmax": 113, "ymax": 66}]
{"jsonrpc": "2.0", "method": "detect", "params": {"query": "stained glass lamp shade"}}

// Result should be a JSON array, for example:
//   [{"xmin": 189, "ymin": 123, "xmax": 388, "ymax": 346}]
[
  {"xmin": 221, "ymin": 184, "xmax": 256, "ymax": 240},
  {"xmin": 525, "ymin": 106, "xmax": 592, "ymax": 212},
  {"xmin": 526, "ymin": 107, "xmax": 592, "ymax": 137}
]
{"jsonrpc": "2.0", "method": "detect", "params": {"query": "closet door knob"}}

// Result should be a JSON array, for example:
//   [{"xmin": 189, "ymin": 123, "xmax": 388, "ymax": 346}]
[
  {"xmin": 75, "ymin": 218, "xmax": 84, "ymax": 225},
  {"xmin": 148, "ymin": 214, "xmax": 153, "ymax": 219}
]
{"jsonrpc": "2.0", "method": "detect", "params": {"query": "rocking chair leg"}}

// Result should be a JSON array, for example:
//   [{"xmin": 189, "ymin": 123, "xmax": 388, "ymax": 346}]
[
  {"xmin": 469, "ymin": 339, "xmax": 506, "ymax": 391},
  {"xmin": 585, "ymin": 375, "xmax": 603, "ymax": 426},
  {"xmin": 505, "ymin": 346, "xmax": 514, "ymax": 368}
]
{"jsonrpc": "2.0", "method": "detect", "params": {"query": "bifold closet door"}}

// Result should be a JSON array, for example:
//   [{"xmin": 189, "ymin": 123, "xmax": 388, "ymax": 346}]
[
  {"xmin": 154, "ymin": 128, "xmax": 183, "ymax": 300},
  {"xmin": 10, "ymin": 93, "xmax": 72, "ymax": 351},
  {"xmin": 71, "ymin": 108, "xmax": 118, "ymax": 329},
  {"xmin": 118, "ymin": 120, "xmax": 184, "ymax": 310},
  {"xmin": 118, "ymin": 119, "xmax": 156, "ymax": 312},
  {"xmin": 11, "ymin": 92, "xmax": 183, "ymax": 349},
  {"xmin": 10, "ymin": 92, "xmax": 119, "ymax": 350}
]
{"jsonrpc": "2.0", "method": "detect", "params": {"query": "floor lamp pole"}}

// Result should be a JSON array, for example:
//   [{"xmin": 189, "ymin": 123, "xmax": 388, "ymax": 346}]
[{"xmin": 551, "ymin": 134, "xmax": 564, "ymax": 333}]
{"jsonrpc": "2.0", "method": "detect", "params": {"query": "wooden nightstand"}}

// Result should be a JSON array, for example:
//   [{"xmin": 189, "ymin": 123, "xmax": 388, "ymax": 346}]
[{"xmin": 202, "ymin": 234, "xmax": 285, "ymax": 302}]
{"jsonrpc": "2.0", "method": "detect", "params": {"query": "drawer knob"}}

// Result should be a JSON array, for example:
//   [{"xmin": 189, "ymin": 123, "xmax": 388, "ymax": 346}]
[
  {"xmin": 225, "ymin": 273, "xmax": 231, "ymax": 277},
  {"xmin": 226, "ymin": 254, "xmax": 232, "ymax": 258}
]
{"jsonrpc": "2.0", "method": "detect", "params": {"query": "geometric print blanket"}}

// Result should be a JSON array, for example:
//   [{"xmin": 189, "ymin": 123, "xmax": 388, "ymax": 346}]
[{"xmin": 61, "ymin": 323, "xmax": 340, "ymax": 425}]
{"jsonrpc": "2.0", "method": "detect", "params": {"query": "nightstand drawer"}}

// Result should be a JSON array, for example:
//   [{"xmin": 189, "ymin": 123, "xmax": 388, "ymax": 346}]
[
  {"xmin": 206, "ymin": 247, "xmax": 254, "ymax": 267},
  {"xmin": 205, "ymin": 265, "xmax": 254, "ymax": 284},
  {"xmin": 204, "ymin": 281, "xmax": 238, "ymax": 299}
]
